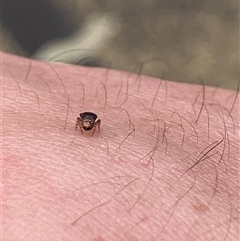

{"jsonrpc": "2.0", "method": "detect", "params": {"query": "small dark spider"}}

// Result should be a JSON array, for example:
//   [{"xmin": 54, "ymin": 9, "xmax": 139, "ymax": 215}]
[{"xmin": 75, "ymin": 112, "xmax": 101, "ymax": 136}]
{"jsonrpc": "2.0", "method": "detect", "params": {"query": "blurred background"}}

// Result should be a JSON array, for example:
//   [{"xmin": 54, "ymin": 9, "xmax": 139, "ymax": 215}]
[{"xmin": 1, "ymin": 0, "xmax": 239, "ymax": 89}]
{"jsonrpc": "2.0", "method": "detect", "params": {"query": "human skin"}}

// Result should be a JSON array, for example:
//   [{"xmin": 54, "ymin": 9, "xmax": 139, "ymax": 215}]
[{"xmin": 1, "ymin": 51, "xmax": 239, "ymax": 241}]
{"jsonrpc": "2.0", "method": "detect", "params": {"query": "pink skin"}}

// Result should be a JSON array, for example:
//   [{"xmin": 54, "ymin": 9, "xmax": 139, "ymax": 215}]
[{"xmin": 2, "ymin": 51, "xmax": 239, "ymax": 241}]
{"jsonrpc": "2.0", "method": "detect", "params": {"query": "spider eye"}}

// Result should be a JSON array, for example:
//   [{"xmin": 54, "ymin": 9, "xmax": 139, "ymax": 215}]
[{"xmin": 84, "ymin": 120, "xmax": 93, "ymax": 127}]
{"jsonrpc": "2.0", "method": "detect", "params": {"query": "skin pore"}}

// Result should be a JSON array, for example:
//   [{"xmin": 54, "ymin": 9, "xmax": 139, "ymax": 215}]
[{"xmin": 2, "ymin": 51, "xmax": 239, "ymax": 241}]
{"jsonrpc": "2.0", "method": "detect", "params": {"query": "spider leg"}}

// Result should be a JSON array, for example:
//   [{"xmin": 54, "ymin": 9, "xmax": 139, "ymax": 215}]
[
  {"xmin": 76, "ymin": 117, "xmax": 83, "ymax": 134},
  {"xmin": 91, "ymin": 119, "xmax": 101, "ymax": 136},
  {"xmin": 97, "ymin": 119, "xmax": 101, "ymax": 130}
]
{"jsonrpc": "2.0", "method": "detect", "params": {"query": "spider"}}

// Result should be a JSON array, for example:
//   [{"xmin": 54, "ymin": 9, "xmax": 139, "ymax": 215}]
[{"xmin": 75, "ymin": 112, "xmax": 101, "ymax": 136}]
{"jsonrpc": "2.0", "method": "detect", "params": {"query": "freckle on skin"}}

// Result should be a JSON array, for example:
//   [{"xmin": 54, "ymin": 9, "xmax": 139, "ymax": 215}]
[
  {"xmin": 124, "ymin": 233, "xmax": 139, "ymax": 241},
  {"xmin": 192, "ymin": 198, "xmax": 209, "ymax": 213},
  {"xmin": 91, "ymin": 237, "xmax": 107, "ymax": 241}
]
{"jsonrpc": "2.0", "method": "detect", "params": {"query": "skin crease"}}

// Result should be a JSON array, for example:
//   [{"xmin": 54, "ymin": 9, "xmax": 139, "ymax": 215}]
[{"xmin": 1, "ymin": 51, "xmax": 239, "ymax": 241}]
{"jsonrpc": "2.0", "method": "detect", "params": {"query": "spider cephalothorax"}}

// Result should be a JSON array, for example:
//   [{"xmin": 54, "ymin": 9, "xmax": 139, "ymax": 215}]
[{"xmin": 75, "ymin": 112, "xmax": 101, "ymax": 136}]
